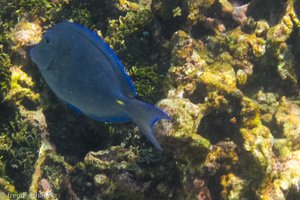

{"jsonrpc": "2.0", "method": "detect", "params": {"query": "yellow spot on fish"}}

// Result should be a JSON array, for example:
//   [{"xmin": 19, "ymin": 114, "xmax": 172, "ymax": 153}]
[{"xmin": 116, "ymin": 100, "xmax": 124, "ymax": 105}]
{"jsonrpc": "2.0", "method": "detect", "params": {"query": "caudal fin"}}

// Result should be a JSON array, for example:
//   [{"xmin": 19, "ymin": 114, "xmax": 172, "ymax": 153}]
[{"xmin": 123, "ymin": 98, "xmax": 170, "ymax": 150}]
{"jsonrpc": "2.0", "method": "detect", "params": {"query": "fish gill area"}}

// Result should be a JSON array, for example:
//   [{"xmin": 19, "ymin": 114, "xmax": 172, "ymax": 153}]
[{"xmin": 1, "ymin": 0, "xmax": 300, "ymax": 199}]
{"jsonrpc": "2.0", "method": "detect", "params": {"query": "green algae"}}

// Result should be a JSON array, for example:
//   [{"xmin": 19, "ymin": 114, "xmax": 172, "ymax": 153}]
[
  {"xmin": 0, "ymin": 53, "xmax": 11, "ymax": 103},
  {"xmin": 151, "ymin": 1, "xmax": 300, "ymax": 199},
  {"xmin": 0, "ymin": 20, "xmax": 11, "ymax": 103},
  {"xmin": 72, "ymin": 146, "xmax": 180, "ymax": 200},
  {"xmin": 0, "ymin": 110, "xmax": 41, "ymax": 192},
  {"xmin": 105, "ymin": 9, "xmax": 167, "ymax": 102},
  {"xmin": 5, "ymin": 66, "xmax": 40, "ymax": 108}
]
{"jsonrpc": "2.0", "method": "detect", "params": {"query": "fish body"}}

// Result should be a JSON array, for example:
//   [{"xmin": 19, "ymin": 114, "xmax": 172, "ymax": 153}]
[{"xmin": 30, "ymin": 22, "xmax": 170, "ymax": 150}]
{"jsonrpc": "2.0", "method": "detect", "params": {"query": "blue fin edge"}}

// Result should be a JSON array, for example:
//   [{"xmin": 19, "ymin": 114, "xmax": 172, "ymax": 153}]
[
  {"xmin": 64, "ymin": 101, "xmax": 84, "ymax": 115},
  {"xmin": 66, "ymin": 21, "xmax": 137, "ymax": 96},
  {"xmin": 149, "ymin": 108, "xmax": 171, "ymax": 128},
  {"xmin": 138, "ymin": 103, "xmax": 171, "ymax": 150}
]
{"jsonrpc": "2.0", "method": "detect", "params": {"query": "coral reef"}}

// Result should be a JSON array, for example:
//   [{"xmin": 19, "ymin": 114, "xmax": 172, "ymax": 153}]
[
  {"xmin": 1, "ymin": 0, "xmax": 300, "ymax": 200},
  {"xmin": 71, "ymin": 146, "xmax": 179, "ymax": 199}
]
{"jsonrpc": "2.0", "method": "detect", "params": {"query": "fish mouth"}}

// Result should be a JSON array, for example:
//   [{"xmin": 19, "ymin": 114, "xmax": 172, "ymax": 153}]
[
  {"xmin": 29, "ymin": 46, "xmax": 36, "ymax": 62},
  {"xmin": 29, "ymin": 45, "xmax": 53, "ymax": 70}
]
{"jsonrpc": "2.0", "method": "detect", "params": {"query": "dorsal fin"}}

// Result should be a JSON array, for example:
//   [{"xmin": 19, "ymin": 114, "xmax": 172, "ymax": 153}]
[{"xmin": 63, "ymin": 22, "xmax": 138, "ymax": 98}]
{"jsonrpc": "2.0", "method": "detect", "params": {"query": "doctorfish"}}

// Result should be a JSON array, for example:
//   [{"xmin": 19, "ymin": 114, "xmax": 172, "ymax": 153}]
[{"xmin": 30, "ymin": 22, "xmax": 170, "ymax": 150}]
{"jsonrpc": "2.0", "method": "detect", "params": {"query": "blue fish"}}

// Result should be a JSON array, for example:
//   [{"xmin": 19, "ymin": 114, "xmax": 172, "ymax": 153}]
[{"xmin": 30, "ymin": 22, "xmax": 170, "ymax": 150}]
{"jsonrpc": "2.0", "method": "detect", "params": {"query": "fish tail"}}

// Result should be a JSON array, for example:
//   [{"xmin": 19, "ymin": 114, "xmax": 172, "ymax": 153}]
[{"xmin": 121, "ymin": 98, "xmax": 170, "ymax": 150}]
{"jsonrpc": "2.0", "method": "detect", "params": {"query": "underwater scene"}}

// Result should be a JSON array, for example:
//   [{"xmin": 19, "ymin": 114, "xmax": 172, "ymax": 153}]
[{"xmin": 1, "ymin": 0, "xmax": 300, "ymax": 199}]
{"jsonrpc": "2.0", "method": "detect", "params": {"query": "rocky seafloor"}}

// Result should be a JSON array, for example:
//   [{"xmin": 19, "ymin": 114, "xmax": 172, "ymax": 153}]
[{"xmin": 1, "ymin": 0, "xmax": 300, "ymax": 199}]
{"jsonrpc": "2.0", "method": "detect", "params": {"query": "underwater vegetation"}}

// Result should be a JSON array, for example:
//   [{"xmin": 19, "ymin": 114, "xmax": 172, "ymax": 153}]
[{"xmin": 1, "ymin": 0, "xmax": 300, "ymax": 199}]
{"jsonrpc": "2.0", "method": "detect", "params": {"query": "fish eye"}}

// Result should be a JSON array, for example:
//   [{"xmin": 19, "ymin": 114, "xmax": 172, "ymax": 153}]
[{"xmin": 44, "ymin": 36, "xmax": 51, "ymax": 44}]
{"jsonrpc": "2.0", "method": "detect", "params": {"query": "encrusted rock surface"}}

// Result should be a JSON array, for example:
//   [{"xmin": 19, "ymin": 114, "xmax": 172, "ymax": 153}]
[{"xmin": 1, "ymin": 0, "xmax": 300, "ymax": 199}]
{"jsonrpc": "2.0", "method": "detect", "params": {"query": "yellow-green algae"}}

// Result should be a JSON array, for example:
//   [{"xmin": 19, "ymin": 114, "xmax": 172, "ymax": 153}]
[
  {"xmin": 153, "ymin": 0, "xmax": 300, "ymax": 199},
  {"xmin": 1, "ymin": 0, "xmax": 300, "ymax": 200}
]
